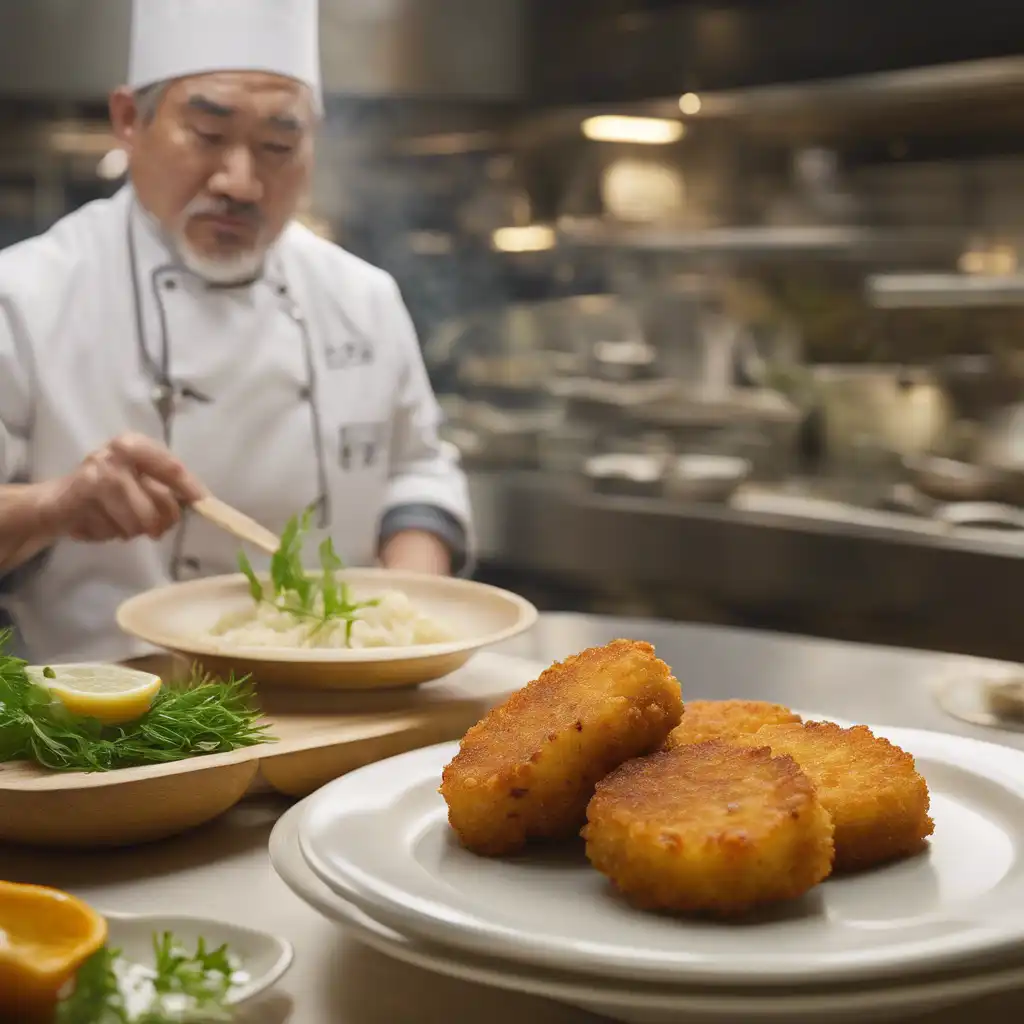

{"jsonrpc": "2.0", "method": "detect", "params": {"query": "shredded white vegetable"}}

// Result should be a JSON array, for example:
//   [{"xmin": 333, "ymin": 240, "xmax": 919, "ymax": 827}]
[
  {"xmin": 114, "ymin": 950, "xmax": 248, "ymax": 1021},
  {"xmin": 205, "ymin": 589, "xmax": 454, "ymax": 650}
]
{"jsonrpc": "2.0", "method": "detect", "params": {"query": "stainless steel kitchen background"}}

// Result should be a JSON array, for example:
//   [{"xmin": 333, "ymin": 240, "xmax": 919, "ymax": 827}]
[{"xmin": 3, "ymin": 0, "xmax": 1024, "ymax": 662}]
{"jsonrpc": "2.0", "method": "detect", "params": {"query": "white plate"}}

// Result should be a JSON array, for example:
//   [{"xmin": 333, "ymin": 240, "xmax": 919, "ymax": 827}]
[
  {"xmin": 102, "ymin": 911, "xmax": 293, "ymax": 1005},
  {"xmin": 269, "ymin": 802, "xmax": 1024, "ymax": 1023},
  {"xmin": 299, "ymin": 721, "xmax": 1024, "ymax": 986},
  {"xmin": 932, "ymin": 658, "xmax": 1024, "ymax": 734},
  {"xmin": 116, "ymin": 569, "xmax": 538, "ymax": 689}
]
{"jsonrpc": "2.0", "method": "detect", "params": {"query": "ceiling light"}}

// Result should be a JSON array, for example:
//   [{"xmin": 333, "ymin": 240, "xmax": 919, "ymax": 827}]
[
  {"xmin": 491, "ymin": 225, "xmax": 556, "ymax": 253},
  {"xmin": 581, "ymin": 116, "xmax": 685, "ymax": 145},
  {"xmin": 679, "ymin": 93, "xmax": 702, "ymax": 115}
]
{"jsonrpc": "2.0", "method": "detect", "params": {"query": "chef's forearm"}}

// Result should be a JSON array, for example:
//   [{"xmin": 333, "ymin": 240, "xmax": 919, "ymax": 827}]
[
  {"xmin": 379, "ymin": 503, "xmax": 468, "ymax": 575},
  {"xmin": 380, "ymin": 529, "xmax": 451, "ymax": 575},
  {"xmin": 0, "ymin": 483, "xmax": 56, "ymax": 575}
]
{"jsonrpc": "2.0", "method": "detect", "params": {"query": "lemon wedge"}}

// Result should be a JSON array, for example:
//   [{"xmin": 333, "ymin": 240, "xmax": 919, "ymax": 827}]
[
  {"xmin": 0, "ymin": 880, "xmax": 108, "ymax": 1020},
  {"xmin": 26, "ymin": 664, "xmax": 163, "ymax": 725}
]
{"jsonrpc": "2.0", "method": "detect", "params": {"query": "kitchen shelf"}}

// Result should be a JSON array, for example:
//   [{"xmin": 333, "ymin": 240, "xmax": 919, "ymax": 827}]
[
  {"xmin": 867, "ymin": 273, "xmax": 1024, "ymax": 309},
  {"xmin": 558, "ymin": 220, "xmax": 965, "ymax": 260}
]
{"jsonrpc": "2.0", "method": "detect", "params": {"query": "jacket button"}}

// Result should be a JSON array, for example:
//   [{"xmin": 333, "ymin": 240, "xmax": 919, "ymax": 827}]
[
  {"xmin": 299, "ymin": 386, "xmax": 312, "ymax": 401},
  {"xmin": 164, "ymin": 279, "xmax": 177, "ymax": 291}
]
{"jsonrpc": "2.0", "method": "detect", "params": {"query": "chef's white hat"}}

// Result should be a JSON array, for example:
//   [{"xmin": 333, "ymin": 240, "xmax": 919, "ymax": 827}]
[{"xmin": 128, "ymin": 0, "xmax": 322, "ymax": 111}]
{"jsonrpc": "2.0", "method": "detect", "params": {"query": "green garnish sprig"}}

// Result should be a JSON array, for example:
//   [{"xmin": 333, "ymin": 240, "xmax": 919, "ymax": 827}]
[
  {"xmin": 0, "ymin": 632, "xmax": 272, "ymax": 773},
  {"xmin": 56, "ymin": 932, "xmax": 236, "ymax": 1023},
  {"xmin": 237, "ymin": 506, "xmax": 380, "ymax": 645},
  {"xmin": 56, "ymin": 946, "xmax": 126, "ymax": 1024}
]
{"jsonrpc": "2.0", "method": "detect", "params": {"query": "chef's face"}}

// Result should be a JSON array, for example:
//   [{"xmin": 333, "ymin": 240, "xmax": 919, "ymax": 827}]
[{"xmin": 111, "ymin": 71, "xmax": 315, "ymax": 284}]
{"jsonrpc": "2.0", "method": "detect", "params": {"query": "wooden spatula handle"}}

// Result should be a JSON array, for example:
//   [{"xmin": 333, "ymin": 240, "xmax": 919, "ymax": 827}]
[{"xmin": 191, "ymin": 496, "xmax": 280, "ymax": 556}]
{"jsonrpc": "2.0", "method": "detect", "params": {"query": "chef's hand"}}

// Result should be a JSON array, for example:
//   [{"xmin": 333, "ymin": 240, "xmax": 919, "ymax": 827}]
[
  {"xmin": 38, "ymin": 433, "xmax": 207, "ymax": 543},
  {"xmin": 380, "ymin": 529, "xmax": 452, "ymax": 576}
]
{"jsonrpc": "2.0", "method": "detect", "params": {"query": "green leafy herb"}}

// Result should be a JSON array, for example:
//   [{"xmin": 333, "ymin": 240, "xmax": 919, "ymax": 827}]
[
  {"xmin": 242, "ymin": 506, "xmax": 379, "ymax": 644},
  {"xmin": 56, "ymin": 945, "xmax": 127, "ymax": 1024},
  {"xmin": 237, "ymin": 549, "xmax": 263, "ymax": 603},
  {"xmin": 271, "ymin": 506, "xmax": 315, "ymax": 611},
  {"xmin": 56, "ymin": 933, "xmax": 236, "ymax": 1023},
  {"xmin": 145, "ymin": 932, "xmax": 234, "ymax": 1020},
  {"xmin": 0, "ymin": 631, "xmax": 272, "ymax": 773}
]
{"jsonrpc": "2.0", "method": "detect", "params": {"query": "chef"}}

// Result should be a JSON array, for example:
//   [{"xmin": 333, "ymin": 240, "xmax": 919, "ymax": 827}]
[{"xmin": 0, "ymin": 0, "xmax": 472, "ymax": 665}]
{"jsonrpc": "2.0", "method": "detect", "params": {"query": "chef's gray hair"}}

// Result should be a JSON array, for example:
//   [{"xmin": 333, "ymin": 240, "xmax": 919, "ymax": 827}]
[{"xmin": 134, "ymin": 81, "xmax": 169, "ymax": 123}]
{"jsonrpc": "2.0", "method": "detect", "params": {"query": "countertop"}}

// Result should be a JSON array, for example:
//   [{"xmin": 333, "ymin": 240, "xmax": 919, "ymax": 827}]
[{"xmin": 2, "ymin": 612, "xmax": 1023, "ymax": 1023}]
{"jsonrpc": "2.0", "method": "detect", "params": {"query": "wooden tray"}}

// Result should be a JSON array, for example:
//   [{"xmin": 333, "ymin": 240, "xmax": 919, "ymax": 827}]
[{"xmin": 0, "ymin": 652, "xmax": 542, "ymax": 849}]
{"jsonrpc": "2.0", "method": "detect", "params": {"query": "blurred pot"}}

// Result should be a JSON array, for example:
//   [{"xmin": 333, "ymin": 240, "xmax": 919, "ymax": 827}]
[
  {"xmin": 812, "ymin": 365, "xmax": 951, "ymax": 471},
  {"xmin": 584, "ymin": 453, "xmax": 666, "ymax": 498}
]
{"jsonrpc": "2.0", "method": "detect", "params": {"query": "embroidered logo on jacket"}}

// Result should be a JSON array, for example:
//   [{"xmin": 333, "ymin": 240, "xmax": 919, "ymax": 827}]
[
  {"xmin": 324, "ymin": 334, "xmax": 374, "ymax": 370},
  {"xmin": 339, "ymin": 422, "xmax": 389, "ymax": 471}
]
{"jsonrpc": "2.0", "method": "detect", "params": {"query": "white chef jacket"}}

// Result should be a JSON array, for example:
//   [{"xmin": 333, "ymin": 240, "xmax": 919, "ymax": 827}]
[{"xmin": 0, "ymin": 187, "xmax": 472, "ymax": 665}]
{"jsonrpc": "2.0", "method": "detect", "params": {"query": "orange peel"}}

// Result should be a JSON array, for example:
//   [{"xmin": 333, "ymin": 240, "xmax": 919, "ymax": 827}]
[{"xmin": 0, "ymin": 880, "xmax": 108, "ymax": 1020}]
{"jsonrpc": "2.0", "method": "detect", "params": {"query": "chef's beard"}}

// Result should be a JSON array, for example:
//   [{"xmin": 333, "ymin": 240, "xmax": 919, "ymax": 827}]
[
  {"xmin": 176, "ymin": 242, "xmax": 265, "ymax": 286},
  {"xmin": 173, "ymin": 196, "xmax": 269, "ymax": 286}
]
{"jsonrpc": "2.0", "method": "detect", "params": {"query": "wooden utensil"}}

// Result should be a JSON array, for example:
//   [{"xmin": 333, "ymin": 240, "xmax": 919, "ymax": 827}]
[{"xmin": 192, "ymin": 496, "xmax": 280, "ymax": 555}]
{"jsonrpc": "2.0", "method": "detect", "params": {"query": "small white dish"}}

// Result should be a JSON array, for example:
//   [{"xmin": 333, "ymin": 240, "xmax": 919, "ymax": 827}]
[
  {"xmin": 298, "ymin": 719, "xmax": 1024, "ymax": 987},
  {"xmin": 585, "ymin": 453, "xmax": 665, "ymax": 483},
  {"xmin": 102, "ymin": 911, "xmax": 293, "ymax": 1006},
  {"xmin": 932, "ymin": 657, "xmax": 1024, "ymax": 734},
  {"xmin": 269, "ymin": 801, "xmax": 1024, "ymax": 1024}
]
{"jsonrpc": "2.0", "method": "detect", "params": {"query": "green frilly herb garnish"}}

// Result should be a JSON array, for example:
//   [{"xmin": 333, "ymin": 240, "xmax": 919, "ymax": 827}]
[{"xmin": 0, "ymin": 632, "xmax": 271, "ymax": 773}]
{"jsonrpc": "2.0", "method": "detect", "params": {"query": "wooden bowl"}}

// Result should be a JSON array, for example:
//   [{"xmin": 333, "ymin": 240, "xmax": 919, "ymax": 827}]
[
  {"xmin": 116, "ymin": 569, "xmax": 538, "ymax": 690},
  {"xmin": 0, "ymin": 652, "xmax": 548, "ymax": 847},
  {"xmin": 0, "ymin": 754, "xmax": 259, "ymax": 847}
]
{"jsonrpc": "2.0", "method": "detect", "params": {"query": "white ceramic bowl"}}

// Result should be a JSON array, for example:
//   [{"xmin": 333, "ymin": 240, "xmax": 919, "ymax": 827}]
[{"xmin": 103, "ymin": 911, "xmax": 293, "ymax": 1007}]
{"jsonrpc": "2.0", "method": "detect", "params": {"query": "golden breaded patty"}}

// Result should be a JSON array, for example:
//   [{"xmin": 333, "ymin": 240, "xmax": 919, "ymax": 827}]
[
  {"xmin": 583, "ymin": 741, "xmax": 834, "ymax": 916},
  {"xmin": 665, "ymin": 699, "xmax": 801, "ymax": 749},
  {"xmin": 439, "ymin": 639, "xmax": 683, "ymax": 856},
  {"xmin": 733, "ymin": 721, "xmax": 934, "ymax": 872}
]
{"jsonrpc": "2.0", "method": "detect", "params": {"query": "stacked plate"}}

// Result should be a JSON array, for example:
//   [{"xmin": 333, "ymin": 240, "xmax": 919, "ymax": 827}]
[{"xmin": 269, "ymin": 717, "xmax": 1024, "ymax": 1023}]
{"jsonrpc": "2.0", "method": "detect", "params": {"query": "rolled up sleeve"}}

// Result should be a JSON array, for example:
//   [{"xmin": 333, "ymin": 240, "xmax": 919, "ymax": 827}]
[{"xmin": 378, "ymin": 279, "xmax": 474, "ymax": 573}]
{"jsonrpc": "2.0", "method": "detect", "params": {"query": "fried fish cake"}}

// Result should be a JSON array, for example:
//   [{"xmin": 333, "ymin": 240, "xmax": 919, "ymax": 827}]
[
  {"xmin": 583, "ymin": 741, "xmax": 834, "ymax": 915},
  {"xmin": 733, "ymin": 721, "xmax": 934, "ymax": 872},
  {"xmin": 665, "ymin": 699, "xmax": 801, "ymax": 749},
  {"xmin": 440, "ymin": 639, "xmax": 683, "ymax": 856}
]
